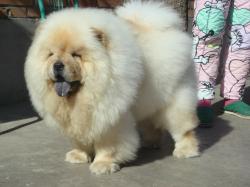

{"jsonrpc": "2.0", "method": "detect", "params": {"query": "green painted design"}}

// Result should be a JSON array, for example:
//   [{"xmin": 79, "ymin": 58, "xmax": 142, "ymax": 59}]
[
  {"xmin": 231, "ymin": 8, "xmax": 250, "ymax": 26},
  {"xmin": 196, "ymin": 8, "xmax": 225, "ymax": 35},
  {"xmin": 224, "ymin": 101, "xmax": 250, "ymax": 117},
  {"xmin": 208, "ymin": 44, "xmax": 219, "ymax": 48}
]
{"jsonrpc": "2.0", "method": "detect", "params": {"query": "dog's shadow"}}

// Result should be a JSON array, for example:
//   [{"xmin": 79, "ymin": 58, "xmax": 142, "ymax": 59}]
[
  {"xmin": 127, "ymin": 104, "xmax": 233, "ymax": 167},
  {"xmin": 126, "ymin": 132, "xmax": 174, "ymax": 167},
  {"xmin": 196, "ymin": 116, "xmax": 232, "ymax": 153}
]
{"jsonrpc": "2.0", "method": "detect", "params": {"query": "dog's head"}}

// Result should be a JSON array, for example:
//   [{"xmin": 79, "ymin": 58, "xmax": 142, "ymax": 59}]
[{"xmin": 34, "ymin": 18, "xmax": 109, "ymax": 97}]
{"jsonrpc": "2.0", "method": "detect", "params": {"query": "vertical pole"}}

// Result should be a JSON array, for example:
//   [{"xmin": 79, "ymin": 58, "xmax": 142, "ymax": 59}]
[
  {"xmin": 38, "ymin": 0, "xmax": 46, "ymax": 19},
  {"xmin": 73, "ymin": 0, "xmax": 79, "ymax": 8}
]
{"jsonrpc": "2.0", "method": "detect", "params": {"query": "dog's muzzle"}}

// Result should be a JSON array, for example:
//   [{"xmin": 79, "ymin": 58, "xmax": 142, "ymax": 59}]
[{"xmin": 52, "ymin": 61, "xmax": 81, "ymax": 97}]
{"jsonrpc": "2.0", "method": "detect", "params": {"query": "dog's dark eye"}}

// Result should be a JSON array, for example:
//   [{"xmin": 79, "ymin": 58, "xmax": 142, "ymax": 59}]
[
  {"xmin": 72, "ymin": 52, "xmax": 81, "ymax": 58},
  {"xmin": 48, "ymin": 52, "xmax": 54, "ymax": 57}
]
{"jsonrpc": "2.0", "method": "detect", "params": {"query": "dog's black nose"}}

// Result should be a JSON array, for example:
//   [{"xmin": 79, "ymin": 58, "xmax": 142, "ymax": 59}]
[{"xmin": 53, "ymin": 61, "xmax": 64, "ymax": 72}]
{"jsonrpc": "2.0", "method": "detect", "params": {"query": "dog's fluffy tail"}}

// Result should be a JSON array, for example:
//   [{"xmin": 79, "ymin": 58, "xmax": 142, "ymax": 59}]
[{"xmin": 115, "ymin": 0, "xmax": 183, "ymax": 31}]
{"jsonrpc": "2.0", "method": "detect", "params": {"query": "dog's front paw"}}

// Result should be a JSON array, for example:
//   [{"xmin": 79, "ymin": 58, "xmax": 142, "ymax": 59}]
[
  {"xmin": 65, "ymin": 149, "xmax": 91, "ymax": 164},
  {"xmin": 89, "ymin": 161, "xmax": 120, "ymax": 175}
]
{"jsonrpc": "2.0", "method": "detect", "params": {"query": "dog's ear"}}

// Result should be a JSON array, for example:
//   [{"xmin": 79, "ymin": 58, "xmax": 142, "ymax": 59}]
[{"xmin": 91, "ymin": 28, "xmax": 109, "ymax": 48}]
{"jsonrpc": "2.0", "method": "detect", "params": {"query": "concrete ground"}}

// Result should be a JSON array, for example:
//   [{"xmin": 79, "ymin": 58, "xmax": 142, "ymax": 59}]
[{"xmin": 0, "ymin": 81, "xmax": 250, "ymax": 187}]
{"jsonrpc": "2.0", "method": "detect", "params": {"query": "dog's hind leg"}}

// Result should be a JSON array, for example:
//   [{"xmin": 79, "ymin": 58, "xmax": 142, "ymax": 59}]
[{"xmin": 159, "ymin": 87, "xmax": 200, "ymax": 158}]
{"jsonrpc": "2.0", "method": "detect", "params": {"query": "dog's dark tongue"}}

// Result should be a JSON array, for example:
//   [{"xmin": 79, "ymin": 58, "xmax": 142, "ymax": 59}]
[{"xmin": 55, "ymin": 81, "xmax": 71, "ymax": 97}]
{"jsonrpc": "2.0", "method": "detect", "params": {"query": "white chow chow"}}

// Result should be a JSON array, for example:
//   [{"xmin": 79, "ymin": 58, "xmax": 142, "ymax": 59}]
[{"xmin": 25, "ymin": 1, "xmax": 199, "ymax": 175}]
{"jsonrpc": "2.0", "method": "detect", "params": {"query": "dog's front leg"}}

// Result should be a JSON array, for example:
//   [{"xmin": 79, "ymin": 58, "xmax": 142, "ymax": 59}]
[{"xmin": 90, "ymin": 113, "xmax": 139, "ymax": 175}]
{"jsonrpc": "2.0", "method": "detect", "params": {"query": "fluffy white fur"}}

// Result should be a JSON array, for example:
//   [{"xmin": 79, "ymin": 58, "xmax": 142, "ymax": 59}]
[
  {"xmin": 116, "ymin": 0, "xmax": 183, "ymax": 30},
  {"xmin": 25, "ymin": 1, "xmax": 199, "ymax": 175}
]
